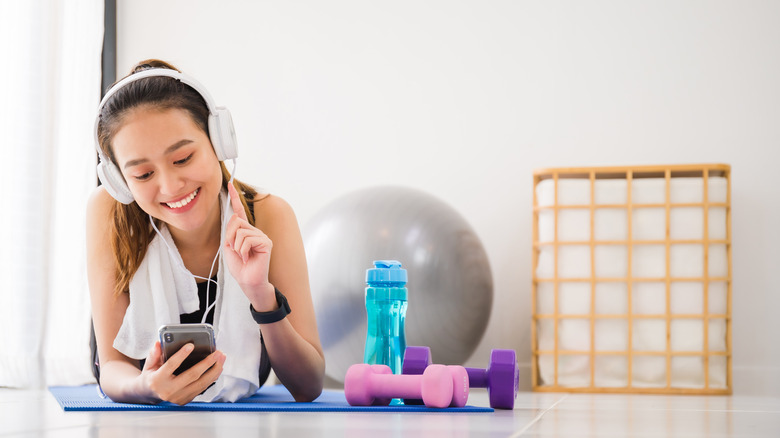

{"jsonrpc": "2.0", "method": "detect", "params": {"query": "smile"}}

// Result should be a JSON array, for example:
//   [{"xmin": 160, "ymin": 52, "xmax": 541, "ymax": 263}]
[{"xmin": 164, "ymin": 188, "xmax": 199, "ymax": 209}]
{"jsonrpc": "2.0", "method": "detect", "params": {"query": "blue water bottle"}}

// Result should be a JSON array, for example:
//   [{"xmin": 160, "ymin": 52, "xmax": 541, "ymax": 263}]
[{"xmin": 364, "ymin": 260, "xmax": 408, "ymax": 375}]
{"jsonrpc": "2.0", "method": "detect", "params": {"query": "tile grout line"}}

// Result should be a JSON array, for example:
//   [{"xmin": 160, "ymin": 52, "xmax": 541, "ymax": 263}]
[{"xmin": 508, "ymin": 394, "xmax": 570, "ymax": 438}]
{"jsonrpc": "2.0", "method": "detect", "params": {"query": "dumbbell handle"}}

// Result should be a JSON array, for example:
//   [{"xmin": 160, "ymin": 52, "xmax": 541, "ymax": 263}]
[
  {"xmin": 465, "ymin": 367, "xmax": 488, "ymax": 388},
  {"xmin": 368, "ymin": 373, "xmax": 434, "ymax": 400}
]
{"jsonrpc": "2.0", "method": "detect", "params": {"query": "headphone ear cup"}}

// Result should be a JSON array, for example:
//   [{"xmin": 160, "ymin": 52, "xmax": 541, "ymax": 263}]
[
  {"xmin": 209, "ymin": 107, "xmax": 238, "ymax": 161},
  {"xmin": 97, "ymin": 161, "xmax": 134, "ymax": 204}
]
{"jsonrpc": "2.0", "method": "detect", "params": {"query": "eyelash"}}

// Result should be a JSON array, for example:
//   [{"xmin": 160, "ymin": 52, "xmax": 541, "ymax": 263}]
[
  {"xmin": 174, "ymin": 153, "xmax": 194, "ymax": 165},
  {"xmin": 135, "ymin": 172, "xmax": 153, "ymax": 181},
  {"xmin": 133, "ymin": 153, "xmax": 194, "ymax": 181}
]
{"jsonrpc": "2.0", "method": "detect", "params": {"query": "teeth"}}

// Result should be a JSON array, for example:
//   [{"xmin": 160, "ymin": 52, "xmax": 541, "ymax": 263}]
[{"xmin": 166, "ymin": 189, "xmax": 198, "ymax": 209}]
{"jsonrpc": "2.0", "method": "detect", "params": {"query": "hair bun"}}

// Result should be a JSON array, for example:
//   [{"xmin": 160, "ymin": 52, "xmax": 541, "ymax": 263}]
[{"xmin": 131, "ymin": 59, "xmax": 180, "ymax": 74}]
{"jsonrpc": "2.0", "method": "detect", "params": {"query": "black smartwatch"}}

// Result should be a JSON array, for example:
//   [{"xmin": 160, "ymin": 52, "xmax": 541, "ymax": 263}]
[{"xmin": 249, "ymin": 288, "xmax": 291, "ymax": 324}]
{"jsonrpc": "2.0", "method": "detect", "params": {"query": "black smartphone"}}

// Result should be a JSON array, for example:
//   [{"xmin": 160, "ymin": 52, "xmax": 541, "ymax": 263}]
[{"xmin": 158, "ymin": 324, "xmax": 216, "ymax": 375}]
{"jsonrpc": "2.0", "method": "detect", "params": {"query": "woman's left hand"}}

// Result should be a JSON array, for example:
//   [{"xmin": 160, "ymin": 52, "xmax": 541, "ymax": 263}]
[{"xmin": 224, "ymin": 183, "xmax": 274, "ymax": 302}]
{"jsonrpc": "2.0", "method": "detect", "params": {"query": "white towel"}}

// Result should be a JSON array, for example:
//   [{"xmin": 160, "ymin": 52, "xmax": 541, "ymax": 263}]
[{"xmin": 113, "ymin": 191, "xmax": 263, "ymax": 402}]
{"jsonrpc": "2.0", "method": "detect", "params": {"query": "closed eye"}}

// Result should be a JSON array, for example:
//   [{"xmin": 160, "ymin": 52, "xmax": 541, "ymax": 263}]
[{"xmin": 174, "ymin": 153, "xmax": 194, "ymax": 165}]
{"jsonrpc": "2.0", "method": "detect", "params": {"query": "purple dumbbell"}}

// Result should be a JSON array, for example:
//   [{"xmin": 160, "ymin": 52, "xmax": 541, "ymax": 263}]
[
  {"xmin": 402, "ymin": 346, "xmax": 519, "ymax": 409},
  {"xmin": 345, "ymin": 363, "xmax": 469, "ymax": 409}
]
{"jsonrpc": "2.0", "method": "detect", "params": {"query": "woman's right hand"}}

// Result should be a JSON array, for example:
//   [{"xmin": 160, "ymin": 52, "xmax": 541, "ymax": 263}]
[{"xmin": 139, "ymin": 341, "xmax": 226, "ymax": 405}]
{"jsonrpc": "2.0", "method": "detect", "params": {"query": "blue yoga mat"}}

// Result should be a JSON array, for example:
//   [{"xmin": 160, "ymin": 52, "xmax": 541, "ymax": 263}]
[{"xmin": 49, "ymin": 384, "xmax": 493, "ymax": 413}]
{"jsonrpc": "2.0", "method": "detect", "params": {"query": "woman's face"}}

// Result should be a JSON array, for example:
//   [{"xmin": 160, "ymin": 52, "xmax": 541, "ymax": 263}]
[{"xmin": 111, "ymin": 107, "xmax": 223, "ymax": 234}]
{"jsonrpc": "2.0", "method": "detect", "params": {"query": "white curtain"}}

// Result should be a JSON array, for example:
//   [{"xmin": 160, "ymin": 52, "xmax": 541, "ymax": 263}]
[{"xmin": 0, "ymin": 0, "xmax": 103, "ymax": 388}]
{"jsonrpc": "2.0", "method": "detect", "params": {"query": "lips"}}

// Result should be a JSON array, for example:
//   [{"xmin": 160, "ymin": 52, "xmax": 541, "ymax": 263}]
[{"xmin": 164, "ymin": 188, "xmax": 199, "ymax": 209}]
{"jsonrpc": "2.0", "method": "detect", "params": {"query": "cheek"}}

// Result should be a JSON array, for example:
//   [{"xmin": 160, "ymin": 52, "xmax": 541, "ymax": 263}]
[
  {"xmin": 127, "ymin": 183, "xmax": 158, "ymax": 208},
  {"xmin": 120, "ymin": 173, "xmax": 159, "ymax": 205},
  {"xmin": 206, "ymin": 161, "xmax": 225, "ymax": 186}
]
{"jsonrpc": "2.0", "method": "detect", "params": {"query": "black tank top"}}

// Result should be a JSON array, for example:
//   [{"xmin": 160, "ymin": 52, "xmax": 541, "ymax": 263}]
[{"xmin": 179, "ymin": 276, "xmax": 218, "ymax": 324}]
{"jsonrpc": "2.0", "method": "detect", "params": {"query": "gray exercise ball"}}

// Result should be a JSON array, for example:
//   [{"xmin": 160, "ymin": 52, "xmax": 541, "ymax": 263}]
[{"xmin": 303, "ymin": 186, "xmax": 493, "ymax": 384}]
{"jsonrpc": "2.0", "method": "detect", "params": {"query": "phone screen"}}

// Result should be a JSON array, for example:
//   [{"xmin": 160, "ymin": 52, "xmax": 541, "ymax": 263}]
[{"xmin": 159, "ymin": 324, "xmax": 216, "ymax": 375}]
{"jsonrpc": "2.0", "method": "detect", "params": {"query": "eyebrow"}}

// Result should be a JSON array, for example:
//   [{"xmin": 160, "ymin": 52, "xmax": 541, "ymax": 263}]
[{"xmin": 123, "ymin": 139, "xmax": 194, "ymax": 169}]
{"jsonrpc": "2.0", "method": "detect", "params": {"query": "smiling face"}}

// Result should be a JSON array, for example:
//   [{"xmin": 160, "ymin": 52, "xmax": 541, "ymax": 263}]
[{"xmin": 111, "ymin": 106, "xmax": 224, "ymax": 235}]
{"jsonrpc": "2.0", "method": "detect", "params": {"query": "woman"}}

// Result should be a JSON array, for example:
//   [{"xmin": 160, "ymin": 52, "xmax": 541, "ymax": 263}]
[{"xmin": 87, "ymin": 59, "xmax": 324, "ymax": 405}]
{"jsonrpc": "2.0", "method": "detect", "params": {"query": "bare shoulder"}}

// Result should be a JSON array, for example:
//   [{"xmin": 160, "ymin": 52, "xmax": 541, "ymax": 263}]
[
  {"xmin": 86, "ymin": 187, "xmax": 116, "ymax": 257},
  {"xmin": 252, "ymin": 194, "xmax": 299, "ymax": 230},
  {"xmin": 87, "ymin": 185, "xmax": 116, "ymax": 218}
]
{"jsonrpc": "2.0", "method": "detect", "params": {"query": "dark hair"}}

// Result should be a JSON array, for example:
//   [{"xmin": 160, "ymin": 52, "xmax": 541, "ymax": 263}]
[
  {"xmin": 96, "ymin": 59, "xmax": 209, "ymax": 163},
  {"xmin": 96, "ymin": 59, "xmax": 258, "ymax": 296}
]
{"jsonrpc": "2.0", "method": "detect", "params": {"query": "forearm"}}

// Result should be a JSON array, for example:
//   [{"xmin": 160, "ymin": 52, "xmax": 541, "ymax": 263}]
[
  {"xmin": 98, "ymin": 360, "xmax": 159, "ymax": 404},
  {"xmin": 260, "ymin": 319, "xmax": 325, "ymax": 402}
]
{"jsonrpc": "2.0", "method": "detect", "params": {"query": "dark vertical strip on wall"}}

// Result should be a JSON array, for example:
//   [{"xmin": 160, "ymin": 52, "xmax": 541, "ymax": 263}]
[
  {"xmin": 101, "ymin": 0, "xmax": 117, "ymax": 96},
  {"xmin": 91, "ymin": 0, "xmax": 118, "ymax": 383}
]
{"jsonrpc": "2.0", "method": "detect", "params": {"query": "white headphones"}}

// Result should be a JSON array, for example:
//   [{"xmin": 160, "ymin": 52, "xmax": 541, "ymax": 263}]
[{"xmin": 94, "ymin": 68, "xmax": 238, "ymax": 204}]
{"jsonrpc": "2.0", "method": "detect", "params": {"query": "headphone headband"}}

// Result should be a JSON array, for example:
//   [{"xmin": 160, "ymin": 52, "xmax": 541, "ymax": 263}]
[
  {"xmin": 96, "ymin": 69, "xmax": 220, "ymax": 119},
  {"xmin": 94, "ymin": 68, "xmax": 238, "ymax": 204}
]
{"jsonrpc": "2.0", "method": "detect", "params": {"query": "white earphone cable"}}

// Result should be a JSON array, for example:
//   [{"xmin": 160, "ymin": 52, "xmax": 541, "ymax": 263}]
[
  {"xmin": 148, "ymin": 158, "xmax": 237, "ymax": 325},
  {"xmin": 149, "ymin": 215, "xmax": 219, "ymax": 324}
]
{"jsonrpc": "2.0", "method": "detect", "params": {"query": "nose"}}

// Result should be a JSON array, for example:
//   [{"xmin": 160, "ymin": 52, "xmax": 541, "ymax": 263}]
[{"xmin": 158, "ymin": 169, "xmax": 186, "ymax": 197}]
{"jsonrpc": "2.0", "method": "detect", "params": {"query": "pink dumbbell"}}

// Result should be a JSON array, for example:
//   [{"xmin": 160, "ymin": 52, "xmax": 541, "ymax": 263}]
[{"xmin": 345, "ymin": 363, "xmax": 469, "ymax": 409}]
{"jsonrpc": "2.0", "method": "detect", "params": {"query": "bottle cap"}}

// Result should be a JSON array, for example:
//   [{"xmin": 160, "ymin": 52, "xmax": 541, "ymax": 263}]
[{"xmin": 366, "ymin": 260, "xmax": 408, "ymax": 284}]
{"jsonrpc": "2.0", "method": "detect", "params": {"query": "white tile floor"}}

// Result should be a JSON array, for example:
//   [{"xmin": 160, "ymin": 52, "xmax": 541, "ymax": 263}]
[{"xmin": 2, "ymin": 387, "xmax": 779, "ymax": 437}]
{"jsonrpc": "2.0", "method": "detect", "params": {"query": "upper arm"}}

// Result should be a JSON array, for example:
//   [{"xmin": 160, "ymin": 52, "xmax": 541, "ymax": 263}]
[
  {"xmin": 86, "ymin": 187, "xmax": 137, "ymax": 367},
  {"xmin": 253, "ymin": 195, "xmax": 323, "ymax": 356}
]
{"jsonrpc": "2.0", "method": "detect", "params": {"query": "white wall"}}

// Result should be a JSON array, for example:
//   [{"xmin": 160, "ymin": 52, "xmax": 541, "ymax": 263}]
[{"xmin": 117, "ymin": 0, "xmax": 780, "ymax": 395}]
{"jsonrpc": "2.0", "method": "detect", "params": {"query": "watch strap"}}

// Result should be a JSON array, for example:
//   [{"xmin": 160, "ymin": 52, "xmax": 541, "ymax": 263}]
[{"xmin": 249, "ymin": 288, "xmax": 291, "ymax": 324}]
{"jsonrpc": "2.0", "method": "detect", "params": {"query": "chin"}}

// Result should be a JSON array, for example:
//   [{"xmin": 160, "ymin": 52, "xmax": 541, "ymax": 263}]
[{"xmin": 162, "ymin": 196, "xmax": 220, "ymax": 232}]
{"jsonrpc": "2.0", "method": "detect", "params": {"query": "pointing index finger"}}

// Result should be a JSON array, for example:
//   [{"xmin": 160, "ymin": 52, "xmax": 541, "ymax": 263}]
[{"xmin": 227, "ymin": 182, "xmax": 248, "ymax": 221}]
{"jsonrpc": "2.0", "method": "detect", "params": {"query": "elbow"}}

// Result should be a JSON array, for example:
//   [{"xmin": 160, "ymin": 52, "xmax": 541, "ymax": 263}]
[
  {"xmin": 293, "ymin": 385, "xmax": 323, "ymax": 403},
  {"xmin": 291, "ymin": 362, "xmax": 325, "ymax": 402}
]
